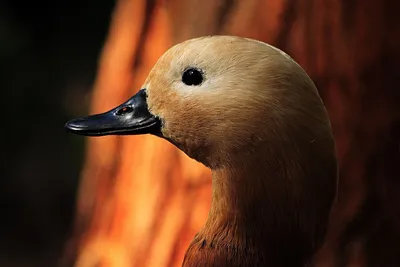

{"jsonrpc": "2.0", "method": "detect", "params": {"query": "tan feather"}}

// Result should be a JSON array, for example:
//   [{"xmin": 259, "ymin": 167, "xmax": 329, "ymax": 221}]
[{"xmin": 142, "ymin": 35, "xmax": 338, "ymax": 267}]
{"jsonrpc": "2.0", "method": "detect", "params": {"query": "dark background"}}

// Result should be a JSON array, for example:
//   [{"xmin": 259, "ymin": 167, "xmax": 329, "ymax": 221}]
[{"xmin": 0, "ymin": 1, "xmax": 113, "ymax": 266}]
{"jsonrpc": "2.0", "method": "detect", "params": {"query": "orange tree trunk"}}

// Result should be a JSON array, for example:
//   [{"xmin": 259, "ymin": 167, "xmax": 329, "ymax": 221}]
[{"xmin": 63, "ymin": 0, "xmax": 400, "ymax": 266}]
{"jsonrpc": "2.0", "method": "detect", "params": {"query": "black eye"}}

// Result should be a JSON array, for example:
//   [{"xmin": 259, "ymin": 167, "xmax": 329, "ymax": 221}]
[{"xmin": 182, "ymin": 68, "xmax": 204, "ymax": 86}]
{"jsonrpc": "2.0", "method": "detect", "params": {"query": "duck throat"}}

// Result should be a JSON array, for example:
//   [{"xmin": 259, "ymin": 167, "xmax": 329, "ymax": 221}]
[{"xmin": 182, "ymin": 155, "xmax": 336, "ymax": 267}]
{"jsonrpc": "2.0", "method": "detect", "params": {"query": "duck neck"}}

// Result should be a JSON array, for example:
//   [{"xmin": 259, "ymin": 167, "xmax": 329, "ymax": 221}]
[{"xmin": 183, "ymin": 152, "xmax": 334, "ymax": 267}]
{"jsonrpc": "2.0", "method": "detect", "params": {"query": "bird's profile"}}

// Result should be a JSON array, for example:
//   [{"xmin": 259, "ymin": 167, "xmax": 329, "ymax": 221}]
[{"xmin": 66, "ymin": 35, "xmax": 338, "ymax": 267}]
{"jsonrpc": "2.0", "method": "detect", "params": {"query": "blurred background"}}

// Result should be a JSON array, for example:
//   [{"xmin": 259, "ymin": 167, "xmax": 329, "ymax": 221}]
[
  {"xmin": 1, "ymin": 0, "xmax": 399, "ymax": 267},
  {"xmin": 0, "ymin": 0, "xmax": 113, "ymax": 266}
]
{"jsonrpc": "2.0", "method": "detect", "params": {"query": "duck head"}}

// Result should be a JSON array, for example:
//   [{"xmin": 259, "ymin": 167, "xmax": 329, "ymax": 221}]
[
  {"xmin": 66, "ymin": 36, "xmax": 338, "ymax": 266},
  {"xmin": 66, "ymin": 36, "xmax": 334, "ymax": 169}
]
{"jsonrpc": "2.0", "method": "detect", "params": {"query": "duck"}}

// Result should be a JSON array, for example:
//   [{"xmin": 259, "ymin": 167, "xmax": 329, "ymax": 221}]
[{"xmin": 65, "ymin": 35, "xmax": 338, "ymax": 267}]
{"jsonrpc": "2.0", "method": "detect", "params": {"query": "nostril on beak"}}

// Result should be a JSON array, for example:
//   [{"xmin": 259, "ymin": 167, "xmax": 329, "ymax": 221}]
[{"xmin": 115, "ymin": 106, "xmax": 134, "ymax": 116}]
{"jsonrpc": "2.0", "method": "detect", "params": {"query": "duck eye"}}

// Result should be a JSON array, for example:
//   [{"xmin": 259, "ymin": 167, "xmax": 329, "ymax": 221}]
[
  {"xmin": 115, "ymin": 106, "xmax": 133, "ymax": 116},
  {"xmin": 182, "ymin": 68, "xmax": 203, "ymax": 86}
]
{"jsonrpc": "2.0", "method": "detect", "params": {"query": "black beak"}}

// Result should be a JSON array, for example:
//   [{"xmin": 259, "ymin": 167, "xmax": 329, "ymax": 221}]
[{"xmin": 65, "ymin": 89, "xmax": 161, "ymax": 136}]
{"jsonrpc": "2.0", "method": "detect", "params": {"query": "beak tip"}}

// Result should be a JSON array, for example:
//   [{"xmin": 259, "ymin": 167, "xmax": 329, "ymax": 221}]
[
  {"xmin": 64, "ymin": 118, "xmax": 87, "ymax": 134},
  {"xmin": 64, "ymin": 122, "xmax": 74, "ymax": 132}
]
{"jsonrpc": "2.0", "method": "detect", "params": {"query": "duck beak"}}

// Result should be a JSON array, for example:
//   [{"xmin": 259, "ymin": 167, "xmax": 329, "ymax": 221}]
[{"xmin": 65, "ymin": 89, "xmax": 161, "ymax": 136}]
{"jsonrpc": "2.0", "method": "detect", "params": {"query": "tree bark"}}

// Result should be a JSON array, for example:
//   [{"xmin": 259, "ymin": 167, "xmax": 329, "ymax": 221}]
[{"xmin": 64, "ymin": 0, "xmax": 400, "ymax": 266}]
